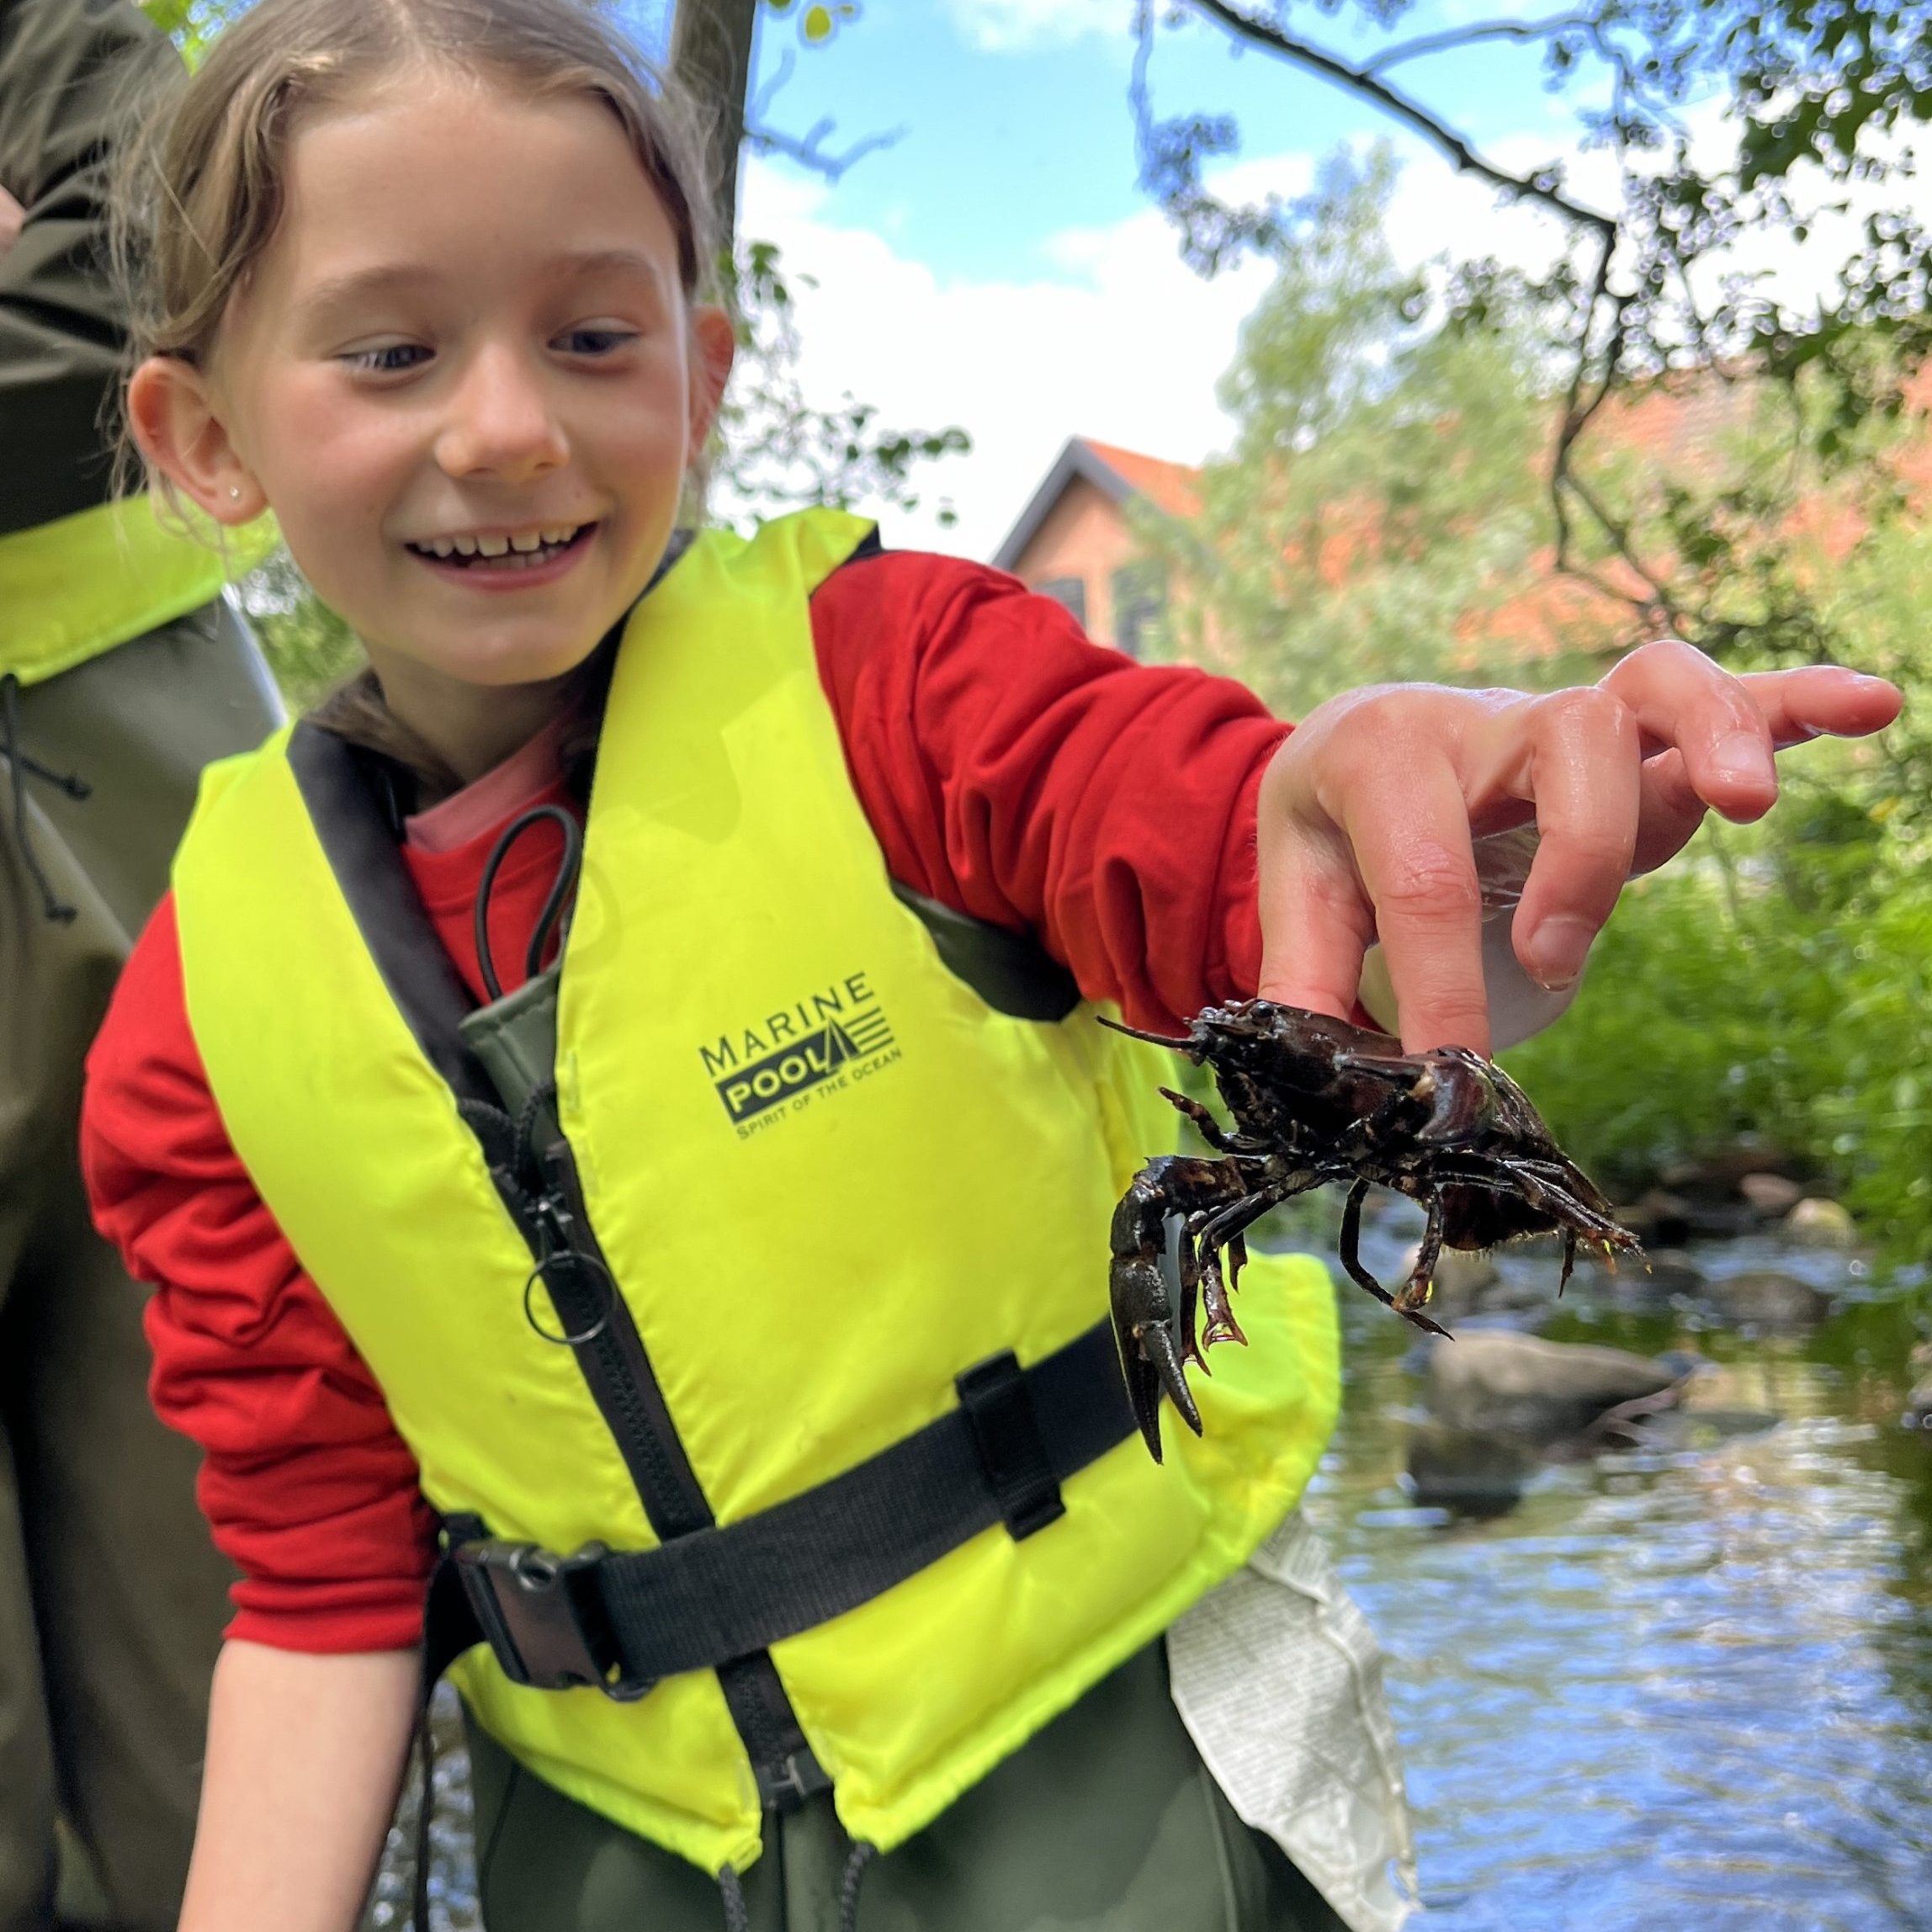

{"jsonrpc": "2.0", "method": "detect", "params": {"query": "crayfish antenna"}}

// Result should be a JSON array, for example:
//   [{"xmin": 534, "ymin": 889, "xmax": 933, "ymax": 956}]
[{"xmin": 1096, "ymin": 1014, "xmax": 1194, "ymax": 1052}]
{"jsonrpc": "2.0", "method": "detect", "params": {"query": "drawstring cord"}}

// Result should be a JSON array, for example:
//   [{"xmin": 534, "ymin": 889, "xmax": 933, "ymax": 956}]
[
  {"xmin": 715, "ymin": 1834, "xmax": 873, "ymax": 1932},
  {"xmin": 0, "ymin": 672, "xmax": 90, "ymax": 922},
  {"xmin": 837, "ymin": 1839, "xmax": 876, "ymax": 1932}
]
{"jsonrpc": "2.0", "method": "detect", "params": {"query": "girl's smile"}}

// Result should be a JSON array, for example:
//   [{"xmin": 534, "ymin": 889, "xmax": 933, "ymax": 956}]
[
  {"xmin": 402, "ymin": 519, "xmax": 597, "ymax": 589},
  {"xmin": 129, "ymin": 68, "xmax": 733, "ymax": 778}
]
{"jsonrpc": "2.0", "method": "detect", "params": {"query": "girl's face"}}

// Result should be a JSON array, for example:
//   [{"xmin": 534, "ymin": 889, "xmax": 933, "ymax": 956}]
[{"xmin": 131, "ymin": 71, "xmax": 732, "ymax": 754}]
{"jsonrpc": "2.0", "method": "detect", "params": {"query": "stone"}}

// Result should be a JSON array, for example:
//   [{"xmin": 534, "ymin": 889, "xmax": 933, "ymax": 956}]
[
  {"xmin": 1423, "ymin": 1330, "xmax": 1683, "ymax": 1444},
  {"xmin": 1405, "ymin": 1425, "xmax": 1533, "ymax": 1517},
  {"xmin": 1739, "ymin": 1171, "xmax": 1805, "ymax": 1217},
  {"xmin": 1574, "ymin": 1245, "xmax": 1704, "ymax": 1304},
  {"xmin": 1616, "ymin": 1189, "xmax": 1694, "ymax": 1248},
  {"xmin": 1659, "ymin": 1139, "xmax": 1804, "ymax": 1201},
  {"xmin": 1784, "ymin": 1197, "xmax": 1858, "ymax": 1247},
  {"xmin": 1629, "ymin": 1407, "xmax": 1780, "ymax": 1451},
  {"xmin": 1903, "ymin": 1378, "xmax": 1932, "ymax": 1433},
  {"xmin": 1708, "ymin": 1269, "xmax": 1831, "ymax": 1328}
]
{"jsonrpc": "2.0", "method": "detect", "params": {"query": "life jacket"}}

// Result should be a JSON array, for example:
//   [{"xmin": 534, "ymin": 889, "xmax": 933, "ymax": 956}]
[
  {"xmin": 169, "ymin": 507, "xmax": 1341, "ymax": 1879},
  {"xmin": 0, "ymin": 495, "xmax": 274, "ymax": 687}
]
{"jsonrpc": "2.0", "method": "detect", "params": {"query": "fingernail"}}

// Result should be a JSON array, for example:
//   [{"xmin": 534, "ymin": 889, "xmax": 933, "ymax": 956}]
[
  {"xmin": 1524, "ymin": 914, "xmax": 1595, "ymax": 990},
  {"xmin": 1712, "ymin": 731, "xmax": 1775, "ymax": 788}
]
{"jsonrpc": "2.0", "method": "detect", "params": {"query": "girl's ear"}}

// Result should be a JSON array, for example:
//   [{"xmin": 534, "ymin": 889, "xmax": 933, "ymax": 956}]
[
  {"xmin": 125, "ymin": 356, "xmax": 268, "ymax": 523},
  {"xmin": 687, "ymin": 302, "xmax": 735, "ymax": 460}
]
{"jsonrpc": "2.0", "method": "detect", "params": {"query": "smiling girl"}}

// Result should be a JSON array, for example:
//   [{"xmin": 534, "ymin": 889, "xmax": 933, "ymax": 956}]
[{"xmin": 77, "ymin": 3, "xmax": 1899, "ymax": 1930}]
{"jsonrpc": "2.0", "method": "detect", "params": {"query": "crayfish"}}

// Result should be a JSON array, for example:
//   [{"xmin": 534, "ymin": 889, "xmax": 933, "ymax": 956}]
[{"xmin": 1103, "ymin": 999, "xmax": 1639, "ymax": 1459}]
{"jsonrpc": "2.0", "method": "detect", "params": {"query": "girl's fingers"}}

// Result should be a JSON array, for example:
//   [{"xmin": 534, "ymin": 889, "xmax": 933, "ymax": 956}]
[
  {"xmin": 1507, "ymin": 687, "xmax": 1642, "ymax": 990},
  {"xmin": 1736, "ymin": 664, "xmax": 1903, "ymax": 747},
  {"xmin": 1254, "ymin": 815, "xmax": 1377, "ymax": 1027},
  {"xmin": 1632, "ymin": 666, "xmax": 1902, "ymax": 874},
  {"xmin": 1335, "ymin": 756, "xmax": 1490, "ymax": 1055},
  {"xmin": 1600, "ymin": 639, "xmax": 1780, "ymax": 821}
]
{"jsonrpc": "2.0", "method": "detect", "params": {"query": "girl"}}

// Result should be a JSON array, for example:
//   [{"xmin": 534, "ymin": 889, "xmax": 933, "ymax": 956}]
[{"xmin": 81, "ymin": 3, "xmax": 1899, "ymax": 1929}]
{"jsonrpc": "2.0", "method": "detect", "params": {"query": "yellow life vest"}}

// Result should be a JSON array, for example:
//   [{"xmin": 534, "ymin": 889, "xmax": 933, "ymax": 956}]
[
  {"xmin": 170, "ymin": 508, "xmax": 1340, "ymax": 1878},
  {"xmin": 0, "ymin": 495, "xmax": 276, "ymax": 687}
]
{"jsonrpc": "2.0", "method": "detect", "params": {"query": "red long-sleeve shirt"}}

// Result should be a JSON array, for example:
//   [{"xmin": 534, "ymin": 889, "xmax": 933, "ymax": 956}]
[{"xmin": 82, "ymin": 550, "xmax": 1289, "ymax": 1654}]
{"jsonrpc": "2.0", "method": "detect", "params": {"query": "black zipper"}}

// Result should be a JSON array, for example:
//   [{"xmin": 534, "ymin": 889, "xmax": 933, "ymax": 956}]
[
  {"xmin": 507, "ymin": 1112, "xmax": 831, "ymax": 1807},
  {"xmin": 285, "ymin": 720, "xmax": 828, "ymax": 1813}
]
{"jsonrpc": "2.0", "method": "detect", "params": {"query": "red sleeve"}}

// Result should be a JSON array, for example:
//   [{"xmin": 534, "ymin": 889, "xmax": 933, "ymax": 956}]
[
  {"xmin": 81, "ymin": 898, "xmax": 435, "ymax": 1653},
  {"xmin": 810, "ymin": 550, "xmax": 1287, "ymax": 1034}
]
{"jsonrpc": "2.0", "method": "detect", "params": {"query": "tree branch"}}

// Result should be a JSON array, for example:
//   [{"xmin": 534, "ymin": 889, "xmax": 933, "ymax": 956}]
[
  {"xmin": 1363, "ymin": 13, "xmax": 1590, "ymax": 77},
  {"xmin": 671, "ymin": 0, "xmax": 759, "ymax": 252},
  {"xmin": 1181, "ymin": 0, "xmax": 1618, "ymax": 240}
]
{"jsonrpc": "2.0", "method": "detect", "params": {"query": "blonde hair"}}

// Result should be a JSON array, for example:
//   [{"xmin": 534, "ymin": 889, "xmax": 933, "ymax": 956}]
[
  {"xmin": 109, "ymin": 0, "xmax": 719, "ymax": 789},
  {"xmin": 113, "ymin": 0, "xmax": 714, "ymax": 387}
]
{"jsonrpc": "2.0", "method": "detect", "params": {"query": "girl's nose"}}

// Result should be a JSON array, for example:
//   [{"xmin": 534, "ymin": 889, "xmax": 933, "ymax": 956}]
[{"xmin": 434, "ymin": 342, "xmax": 569, "ymax": 483}]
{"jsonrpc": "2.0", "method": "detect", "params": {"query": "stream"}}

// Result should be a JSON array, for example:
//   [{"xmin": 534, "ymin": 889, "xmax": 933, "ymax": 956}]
[{"xmin": 369, "ymin": 1208, "xmax": 1932, "ymax": 1930}]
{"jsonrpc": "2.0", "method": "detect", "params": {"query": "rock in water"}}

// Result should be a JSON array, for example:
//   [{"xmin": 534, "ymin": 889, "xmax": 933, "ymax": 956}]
[
  {"xmin": 1784, "ymin": 1197, "xmax": 1858, "ymax": 1248},
  {"xmin": 1406, "ymin": 1424, "xmax": 1535, "ymax": 1517},
  {"xmin": 1425, "ymin": 1330, "xmax": 1682, "ymax": 1445},
  {"xmin": 1709, "ymin": 1269, "xmax": 1830, "ymax": 1329},
  {"xmin": 1739, "ymin": 1171, "xmax": 1804, "ymax": 1217}
]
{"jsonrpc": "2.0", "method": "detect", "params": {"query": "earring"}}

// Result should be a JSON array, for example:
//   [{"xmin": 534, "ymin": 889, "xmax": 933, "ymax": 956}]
[{"xmin": 228, "ymin": 486, "xmax": 242, "ymax": 501}]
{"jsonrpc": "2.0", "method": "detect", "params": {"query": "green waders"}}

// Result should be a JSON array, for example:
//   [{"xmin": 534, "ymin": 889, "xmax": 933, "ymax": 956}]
[
  {"xmin": 0, "ymin": 605, "xmax": 284, "ymax": 1932},
  {"xmin": 1, "ymin": 3, "xmax": 286, "ymax": 1925},
  {"xmin": 465, "ymin": 1643, "xmax": 1349, "ymax": 1932}
]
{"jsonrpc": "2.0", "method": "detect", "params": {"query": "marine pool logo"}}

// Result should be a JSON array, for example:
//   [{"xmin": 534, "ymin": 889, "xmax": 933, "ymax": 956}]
[{"xmin": 700, "ymin": 971, "xmax": 900, "ymax": 1138}]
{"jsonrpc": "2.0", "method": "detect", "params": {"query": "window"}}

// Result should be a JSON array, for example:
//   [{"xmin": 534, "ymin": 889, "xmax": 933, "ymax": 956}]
[
  {"xmin": 1110, "ymin": 561, "xmax": 1165, "ymax": 659},
  {"xmin": 1033, "ymin": 576, "xmax": 1087, "ymax": 629}
]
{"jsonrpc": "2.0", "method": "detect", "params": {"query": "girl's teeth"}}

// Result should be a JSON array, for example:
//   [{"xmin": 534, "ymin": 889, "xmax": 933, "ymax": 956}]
[{"xmin": 411, "ymin": 523, "xmax": 587, "ymax": 565}]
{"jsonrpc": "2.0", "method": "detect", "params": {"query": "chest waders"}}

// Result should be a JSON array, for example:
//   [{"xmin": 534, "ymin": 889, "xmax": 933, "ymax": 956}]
[{"xmin": 171, "ymin": 511, "xmax": 1342, "ymax": 1898}]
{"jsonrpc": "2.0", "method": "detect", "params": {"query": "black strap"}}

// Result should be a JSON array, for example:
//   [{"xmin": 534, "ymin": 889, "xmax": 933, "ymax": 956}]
[
  {"xmin": 427, "ymin": 1319, "xmax": 1133, "ymax": 1692},
  {"xmin": 889, "ymin": 880, "xmax": 1081, "ymax": 1022}
]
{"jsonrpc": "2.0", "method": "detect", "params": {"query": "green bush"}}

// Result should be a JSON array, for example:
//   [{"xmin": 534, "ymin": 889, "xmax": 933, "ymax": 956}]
[{"xmin": 1503, "ymin": 808, "xmax": 1932, "ymax": 1261}]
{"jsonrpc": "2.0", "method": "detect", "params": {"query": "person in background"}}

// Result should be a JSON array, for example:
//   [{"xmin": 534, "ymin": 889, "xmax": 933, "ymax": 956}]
[{"xmin": 0, "ymin": 3, "xmax": 282, "ymax": 1926}]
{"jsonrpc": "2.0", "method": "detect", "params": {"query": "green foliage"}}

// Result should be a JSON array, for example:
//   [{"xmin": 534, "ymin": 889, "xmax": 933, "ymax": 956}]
[
  {"xmin": 1504, "ymin": 804, "xmax": 1932, "ymax": 1261},
  {"xmin": 235, "ymin": 551, "xmax": 365, "ymax": 711},
  {"xmin": 1138, "ymin": 151, "xmax": 1590, "ymax": 712},
  {"xmin": 712, "ymin": 240, "xmax": 969, "ymax": 528},
  {"xmin": 1135, "ymin": 0, "xmax": 1932, "ymax": 662}
]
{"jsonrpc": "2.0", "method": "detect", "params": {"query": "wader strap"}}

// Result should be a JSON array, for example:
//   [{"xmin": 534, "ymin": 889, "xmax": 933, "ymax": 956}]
[{"xmin": 425, "ymin": 1319, "xmax": 1133, "ymax": 1696}]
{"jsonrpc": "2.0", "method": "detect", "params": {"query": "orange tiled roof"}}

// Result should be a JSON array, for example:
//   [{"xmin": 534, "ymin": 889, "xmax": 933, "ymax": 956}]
[{"xmin": 1079, "ymin": 438, "xmax": 1202, "ymax": 519}]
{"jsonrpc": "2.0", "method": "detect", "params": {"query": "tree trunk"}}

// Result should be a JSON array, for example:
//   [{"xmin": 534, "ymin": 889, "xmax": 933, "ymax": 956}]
[{"xmin": 669, "ymin": 0, "xmax": 757, "ymax": 257}]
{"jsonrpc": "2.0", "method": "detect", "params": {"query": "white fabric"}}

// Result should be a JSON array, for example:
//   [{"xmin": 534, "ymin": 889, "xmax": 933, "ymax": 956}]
[{"xmin": 1167, "ymin": 1510, "xmax": 1418, "ymax": 1932}]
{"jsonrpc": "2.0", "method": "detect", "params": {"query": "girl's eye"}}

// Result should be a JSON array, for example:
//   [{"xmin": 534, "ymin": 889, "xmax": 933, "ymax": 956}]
[
  {"xmin": 556, "ymin": 326, "xmax": 638, "ymax": 358},
  {"xmin": 343, "ymin": 342, "xmax": 431, "ymax": 375}
]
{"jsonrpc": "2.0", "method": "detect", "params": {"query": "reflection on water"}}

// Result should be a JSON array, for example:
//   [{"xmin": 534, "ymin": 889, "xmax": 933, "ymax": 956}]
[
  {"xmin": 1311, "ymin": 1208, "xmax": 1932, "ymax": 1929},
  {"xmin": 370, "ymin": 1213, "xmax": 1932, "ymax": 1929}
]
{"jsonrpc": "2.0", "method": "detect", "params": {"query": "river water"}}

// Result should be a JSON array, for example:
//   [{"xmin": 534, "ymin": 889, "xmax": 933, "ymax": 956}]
[
  {"xmin": 1320, "ymin": 1206, "xmax": 1932, "ymax": 1930},
  {"xmin": 372, "ymin": 1210, "xmax": 1932, "ymax": 1930}
]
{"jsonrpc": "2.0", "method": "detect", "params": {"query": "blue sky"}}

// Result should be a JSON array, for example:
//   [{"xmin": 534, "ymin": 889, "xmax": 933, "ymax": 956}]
[
  {"xmin": 616, "ymin": 4, "xmax": 1693, "ymax": 557},
  {"xmin": 729, "ymin": 1, "xmax": 1599, "ymax": 283}
]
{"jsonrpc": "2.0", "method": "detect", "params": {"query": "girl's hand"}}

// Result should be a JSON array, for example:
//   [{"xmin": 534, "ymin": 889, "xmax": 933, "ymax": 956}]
[
  {"xmin": 0, "ymin": 185, "xmax": 24, "ymax": 260},
  {"xmin": 1255, "ymin": 640, "xmax": 1903, "ymax": 1057}
]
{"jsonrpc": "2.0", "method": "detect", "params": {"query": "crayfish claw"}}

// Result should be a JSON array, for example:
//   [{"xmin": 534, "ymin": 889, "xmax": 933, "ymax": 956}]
[{"xmin": 1140, "ymin": 1319, "xmax": 1202, "ymax": 1448}]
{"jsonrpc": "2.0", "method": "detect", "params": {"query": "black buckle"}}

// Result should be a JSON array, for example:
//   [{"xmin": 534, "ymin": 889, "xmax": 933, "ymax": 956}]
[
  {"xmin": 754, "ymin": 1747, "xmax": 833, "ymax": 1811},
  {"xmin": 956, "ymin": 1351, "xmax": 1066, "ymax": 1541},
  {"xmin": 452, "ymin": 1540, "xmax": 652, "ymax": 1701}
]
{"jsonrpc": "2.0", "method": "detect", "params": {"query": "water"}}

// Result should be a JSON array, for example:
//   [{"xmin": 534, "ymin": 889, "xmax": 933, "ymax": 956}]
[
  {"xmin": 372, "ymin": 1213, "xmax": 1932, "ymax": 1929},
  {"xmin": 1313, "ymin": 1208, "xmax": 1932, "ymax": 1929}
]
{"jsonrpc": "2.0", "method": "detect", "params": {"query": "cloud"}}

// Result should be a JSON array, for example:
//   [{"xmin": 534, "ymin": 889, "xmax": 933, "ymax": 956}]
[
  {"xmin": 735, "ymin": 157, "xmax": 1286, "ymax": 558},
  {"xmin": 937, "ymin": 0, "xmax": 1133, "ymax": 54},
  {"xmin": 732, "ymin": 114, "xmax": 1932, "ymax": 565}
]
